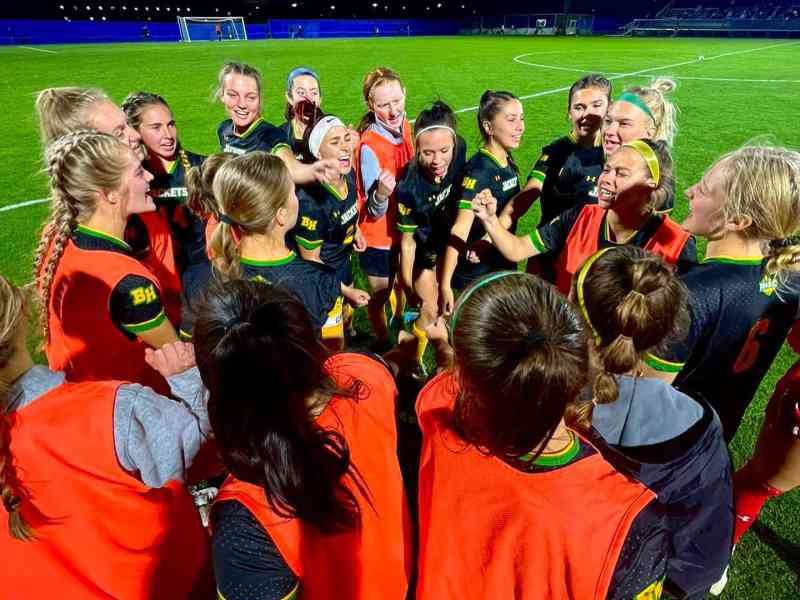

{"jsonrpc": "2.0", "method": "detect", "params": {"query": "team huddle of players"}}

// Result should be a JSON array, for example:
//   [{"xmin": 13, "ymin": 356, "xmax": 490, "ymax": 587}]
[{"xmin": 0, "ymin": 60, "xmax": 799, "ymax": 600}]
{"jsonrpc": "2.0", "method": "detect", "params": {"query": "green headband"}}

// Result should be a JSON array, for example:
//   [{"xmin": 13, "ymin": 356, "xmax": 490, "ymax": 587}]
[
  {"xmin": 450, "ymin": 271, "xmax": 524, "ymax": 339},
  {"xmin": 575, "ymin": 247, "xmax": 614, "ymax": 347},
  {"xmin": 617, "ymin": 92, "xmax": 655, "ymax": 122},
  {"xmin": 623, "ymin": 140, "xmax": 661, "ymax": 186}
]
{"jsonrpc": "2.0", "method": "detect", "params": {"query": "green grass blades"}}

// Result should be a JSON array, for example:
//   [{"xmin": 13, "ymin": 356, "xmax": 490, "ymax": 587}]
[{"xmin": 2, "ymin": 35, "xmax": 800, "ymax": 599}]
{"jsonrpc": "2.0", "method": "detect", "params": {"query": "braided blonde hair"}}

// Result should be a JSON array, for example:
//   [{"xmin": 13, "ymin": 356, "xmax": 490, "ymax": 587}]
[
  {"xmin": 567, "ymin": 246, "xmax": 689, "ymax": 430},
  {"xmin": 0, "ymin": 276, "xmax": 34, "ymax": 540},
  {"xmin": 33, "ymin": 131, "xmax": 131, "ymax": 342},
  {"xmin": 35, "ymin": 87, "xmax": 109, "ymax": 144},
  {"xmin": 713, "ymin": 145, "xmax": 800, "ymax": 280}
]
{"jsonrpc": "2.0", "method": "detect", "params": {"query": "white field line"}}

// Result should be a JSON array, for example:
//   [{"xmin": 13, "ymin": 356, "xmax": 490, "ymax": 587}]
[
  {"xmin": 19, "ymin": 46, "xmax": 58, "ymax": 54},
  {"xmin": 0, "ymin": 198, "xmax": 49, "ymax": 212},
  {"xmin": 2, "ymin": 41, "xmax": 798, "ymax": 214}
]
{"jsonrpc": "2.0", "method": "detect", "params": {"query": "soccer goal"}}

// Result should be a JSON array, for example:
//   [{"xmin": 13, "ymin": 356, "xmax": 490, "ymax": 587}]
[{"xmin": 177, "ymin": 16, "xmax": 248, "ymax": 42}]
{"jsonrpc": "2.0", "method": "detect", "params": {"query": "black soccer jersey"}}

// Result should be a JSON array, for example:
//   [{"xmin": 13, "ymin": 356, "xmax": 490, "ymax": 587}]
[
  {"xmin": 396, "ymin": 136, "xmax": 467, "ymax": 256},
  {"xmin": 294, "ymin": 171, "xmax": 359, "ymax": 284},
  {"xmin": 217, "ymin": 117, "xmax": 290, "ymax": 156},
  {"xmin": 241, "ymin": 252, "xmax": 340, "ymax": 333},
  {"xmin": 651, "ymin": 257, "xmax": 800, "ymax": 440},
  {"xmin": 528, "ymin": 133, "xmax": 598, "ymax": 225},
  {"xmin": 146, "ymin": 149, "xmax": 208, "ymax": 271},
  {"xmin": 453, "ymin": 148, "xmax": 521, "ymax": 283},
  {"xmin": 279, "ymin": 120, "xmax": 313, "ymax": 164},
  {"xmin": 532, "ymin": 204, "xmax": 697, "ymax": 275}
]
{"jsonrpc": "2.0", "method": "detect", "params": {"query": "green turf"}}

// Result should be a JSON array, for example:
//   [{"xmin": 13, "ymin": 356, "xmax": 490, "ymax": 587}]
[{"xmin": 1, "ymin": 35, "xmax": 799, "ymax": 598}]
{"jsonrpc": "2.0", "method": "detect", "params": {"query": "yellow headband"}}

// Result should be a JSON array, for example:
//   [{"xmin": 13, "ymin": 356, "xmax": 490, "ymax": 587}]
[
  {"xmin": 623, "ymin": 140, "xmax": 661, "ymax": 186},
  {"xmin": 575, "ymin": 247, "xmax": 614, "ymax": 346}
]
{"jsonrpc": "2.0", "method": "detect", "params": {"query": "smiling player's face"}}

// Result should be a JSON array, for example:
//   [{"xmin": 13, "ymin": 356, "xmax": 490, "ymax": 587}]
[{"xmin": 223, "ymin": 74, "xmax": 261, "ymax": 132}]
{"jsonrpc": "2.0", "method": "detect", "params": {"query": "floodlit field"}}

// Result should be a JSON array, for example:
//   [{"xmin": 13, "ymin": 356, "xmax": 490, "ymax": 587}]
[{"xmin": 1, "ymin": 34, "xmax": 799, "ymax": 598}]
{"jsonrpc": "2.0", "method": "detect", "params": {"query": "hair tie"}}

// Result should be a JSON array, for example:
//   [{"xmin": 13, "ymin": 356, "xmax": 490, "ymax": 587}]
[
  {"xmin": 308, "ymin": 115, "xmax": 345, "ymax": 159},
  {"xmin": 627, "ymin": 289, "xmax": 647, "ymax": 301},
  {"xmin": 415, "ymin": 124, "xmax": 456, "ymax": 140},
  {"xmin": 770, "ymin": 236, "xmax": 800, "ymax": 249},
  {"xmin": 218, "ymin": 213, "xmax": 240, "ymax": 228}
]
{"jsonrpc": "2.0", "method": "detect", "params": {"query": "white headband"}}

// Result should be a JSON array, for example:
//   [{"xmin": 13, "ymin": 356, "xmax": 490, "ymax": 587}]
[
  {"xmin": 309, "ymin": 116, "xmax": 345, "ymax": 159},
  {"xmin": 415, "ymin": 124, "xmax": 456, "ymax": 139}
]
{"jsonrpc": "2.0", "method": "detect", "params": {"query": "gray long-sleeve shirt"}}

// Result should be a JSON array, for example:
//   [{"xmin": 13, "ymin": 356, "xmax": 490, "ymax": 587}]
[
  {"xmin": 8, "ymin": 364, "xmax": 210, "ymax": 488},
  {"xmin": 359, "ymin": 120, "xmax": 406, "ymax": 218}
]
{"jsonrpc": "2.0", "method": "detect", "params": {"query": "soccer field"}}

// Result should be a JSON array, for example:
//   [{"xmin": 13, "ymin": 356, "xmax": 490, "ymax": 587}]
[{"xmin": 1, "ymin": 34, "xmax": 799, "ymax": 597}]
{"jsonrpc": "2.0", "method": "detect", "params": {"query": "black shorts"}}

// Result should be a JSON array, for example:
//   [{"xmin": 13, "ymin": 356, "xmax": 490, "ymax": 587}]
[
  {"xmin": 414, "ymin": 248, "xmax": 438, "ymax": 272},
  {"xmin": 359, "ymin": 246, "xmax": 398, "ymax": 279}
]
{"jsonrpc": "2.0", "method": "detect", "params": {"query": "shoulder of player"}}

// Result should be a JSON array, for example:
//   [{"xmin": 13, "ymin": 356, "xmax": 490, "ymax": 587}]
[
  {"xmin": 542, "ymin": 135, "xmax": 576, "ymax": 156},
  {"xmin": 182, "ymin": 149, "xmax": 206, "ymax": 166},
  {"xmin": 217, "ymin": 119, "xmax": 233, "ymax": 137}
]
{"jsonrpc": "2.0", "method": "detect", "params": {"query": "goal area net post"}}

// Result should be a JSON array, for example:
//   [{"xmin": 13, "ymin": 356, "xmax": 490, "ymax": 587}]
[{"xmin": 177, "ymin": 17, "xmax": 248, "ymax": 42}]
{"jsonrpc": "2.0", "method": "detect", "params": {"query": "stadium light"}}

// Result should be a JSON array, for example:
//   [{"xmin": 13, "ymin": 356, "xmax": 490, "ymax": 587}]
[
  {"xmin": 166, "ymin": 6, "xmax": 170, "ymax": 10},
  {"xmin": 291, "ymin": 2, "xmax": 297, "ymax": 6},
  {"xmin": 186, "ymin": 7, "xmax": 190, "ymax": 12},
  {"xmin": 371, "ymin": 2, "xmax": 377, "ymax": 6},
  {"xmin": 330, "ymin": 4, "xmax": 335, "ymax": 8},
  {"xmin": 64, "ymin": 16, "xmax": 70, "ymax": 20},
  {"xmin": 101, "ymin": 15, "xmax": 106, "ymax": 19},
  {"xmin": 134, "ymin": 6, "xmax": 138, "ymax": 10},
  {"xmin": 436, "ymin": 2, "xmax": 441, "ymax": 6},
  {"xmin": 155, "ymin": 6, "xmax": 160, "ymax": 10},
  {"xmin": 176, "ymin": 6, "xmax": 180, "ymax": 11},
  {"xmin": 85, "ymin": 5, "xmax": 90, "ymax": 9},
  {"xmin": 89, "ymin": 15, "xmax": 94, "ymax": 19},
  {"xmin": 145, "ymin": 6, "xmax": 149, "ymax": 10},
  {"xmin": 59, "ymin": 4, "xmax": 64, "ymax": 8},
  {"xmin": 122, "ymin": 5, "xmax": 126, "ymax": 8}
]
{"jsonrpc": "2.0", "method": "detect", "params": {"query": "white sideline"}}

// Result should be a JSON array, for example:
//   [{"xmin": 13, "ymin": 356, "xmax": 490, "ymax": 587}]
[
  {"xmin": 19, "ymin": 46, "xmax": 58, "ymax": 54},
  {"xmin": 2, "ymin": 40, "xmax": 798, "ymax": 214}
]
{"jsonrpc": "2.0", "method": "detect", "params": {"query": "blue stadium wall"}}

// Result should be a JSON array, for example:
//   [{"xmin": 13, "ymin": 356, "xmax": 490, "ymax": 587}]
[{"xmin": 0, "ymin": 18, "xmax": 461, "ymax": 45}]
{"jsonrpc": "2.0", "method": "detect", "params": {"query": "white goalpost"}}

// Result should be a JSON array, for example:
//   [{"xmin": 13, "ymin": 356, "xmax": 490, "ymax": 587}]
[{"xmin": 177, "ymin": 16, "xmax": 248, "ymax": 42}]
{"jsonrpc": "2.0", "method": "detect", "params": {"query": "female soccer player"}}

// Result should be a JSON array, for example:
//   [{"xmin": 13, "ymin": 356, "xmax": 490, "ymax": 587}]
[
  {"xmin": 215, "ymin": 61, "xmax": 337, "ymax": 184},
  {"xmin": 416, "ymin": 271, "xmax": 668, "ymax": 599},
  {"xmin": 516, "ymin": 74, "xmax": 612, "ymax": 226},
  {"xmin": 35, "ymin": 87, "xmax": 182, "ymax": 326},
  {"xmin": 648, "ymin": 145, "xmax": 800, "ymax": 441},
  {"xmin": 396, "ymin": 101, "xmax": 466, "ymax": 368},
  {"xmin": 34, "ymin": 131, "xmax": 179, "ymax": 394},
  {"xmin": 36, "ymin": 86, "xmax": 142, "ymax": 155},
  {"xmin": 122, "ymin": 91, "xmax": 208, "ymax": 335},
  {"xmin": 473, "ymin": 139, "xmax": 695, "ymax": 295},
  {"xmin": 439, "ymin": 90, "xmax": 524, "ymax": 314},
  {"xmin": 279, "ymin": 66, "xmax": 321, "ymax": 162},
  {"xmin": 209, "ymin": 151, "xmax": 342, "ymax": 336},
  {"xmin": 597, "ymin": 79, "xmax": 679, "ymax": 212},
  {"xmin": 571, "ymin": 246, "xmax": 732, "ymax": 599},
  {"xmin": 195, "ymin": 280, "xmax": 411, "ymax": 600},
  {"xmin": 355, "ymin": 67, "xmax": 414, "ymax": 346},
  {"xmin": 0, "ymin": 275, "xmax": 212, "ymax": 598},
  {"xmin": 295, "ymin": 114, "xmax": 370, "ymax": 342}
]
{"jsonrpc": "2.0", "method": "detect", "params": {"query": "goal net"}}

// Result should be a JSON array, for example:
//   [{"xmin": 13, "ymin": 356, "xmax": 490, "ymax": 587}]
[{"xmin": 177, "ymin": 16, "xmax": 248, "ymax": 42}]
